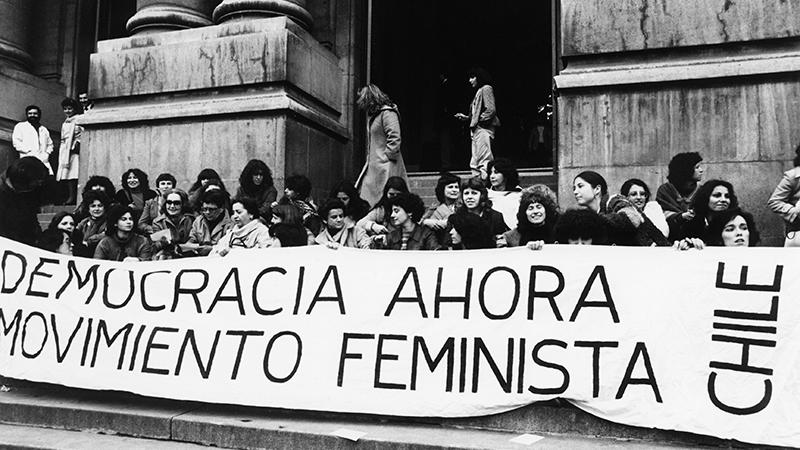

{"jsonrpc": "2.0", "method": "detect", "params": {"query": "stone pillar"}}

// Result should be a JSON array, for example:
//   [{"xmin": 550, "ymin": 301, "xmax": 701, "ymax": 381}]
[
  {"xmin": 127, "ymin": 0, "xmax": 218, "ymax": 35},
  {"xmin": 213, "ymin": 0, "xmax": 313, "ymax": 30},
  {"xmin": 0, "ymin": 0, "xmax": 32, "ymax": 70}
]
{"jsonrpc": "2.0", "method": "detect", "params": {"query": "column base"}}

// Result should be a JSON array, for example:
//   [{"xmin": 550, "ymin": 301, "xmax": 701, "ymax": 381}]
[
  {"xmin": 127, "ymin": 5, "xmax": 213, "ymax": 35},
  {"xmin": 213, "ymin": 0, "xmax": 312, "ymax": 30}
]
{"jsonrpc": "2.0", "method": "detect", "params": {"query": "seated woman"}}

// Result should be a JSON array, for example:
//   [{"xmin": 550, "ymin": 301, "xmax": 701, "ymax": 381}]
[
  {"xmin": 421, "ymin": 172, "xmax": 461, "ymax": 245},
  {"xmin": 458, "ymin": 176, "xmax": 509, "ymax": 239},
  {"xmin": 188, "ymin": 168, "xmax": 227, "ymax": 210},
  {"xmin": 706, "ymin": 207, "xmax": 760, "ymax": 247},
  {"xmin": 187, "ymin": 189, "xmax": 234, "ymax": 256},
  {"xmin": 277, "ymin": 174, "xmax": 321, "ymax": 235},
  {"xmin": 606, "ymin": 195, "xmax": 670, "ymax": 247},
  {"xmin": 553, "ymin": 208, "xmax": 608, "ymax": 245},
  {"xmin": 150, "ymin": 189, "xmax": 195, "ymax": 259},
  {"xmin": 486, "ymin": 158, "xmax": 522, "ymax": 230},
  {"xmin": 329, "ymin": 180, "xmax": 371, "ymax": 223},
  {"xmin": 115, "ymin": 168, "xmax": 158, "ymax": 222},
  {"xmin": 500, "ymin": 184, "xmax": 559, "ymax": 248},
  {"xmin": 138, "ymin": 172, "xmax": 176, "ymax": 235},
  {"xmin": 620, "ymin": 178, "xmax": 669, "ymax": 238},
  {"xmin": 357, "ymin": 176, "xmax": 409, "ymax": 238},
  {"xmin": 271, "ymin": 204, "xmax": 313, "ymax": 246},
  {"xmin": 446, "ymin": 210, "xmax": 495, "ymax": 250},
  {"xmin": 73, "ymin": 175, "xmax": 116, "ymax": 220},
  {"xmin": 47, "ymin": 211, "xmax": 89, "ymax": 257},
  {"xmin": 94, "ymin": 204, "xmax": 153, "ymax": 261},
  {"xmin": 212, "ymin": 197, "xmax": 275, "ymax": 256},
  {"xmin": 314, "ymin": 199, "xmax": 370, "ymax": 248},
  {"xmin": 76, "ymin": 190, "xmax": 111, "ymax": 254},
  {"xmin": 378, "ymin": 192, "xmax": 439, "ymax": 250},
  {"xmin": 236, "ymin": 159, "xmax": 277, "ymax": 221},
  {"xmin": 672, "ymin": 179, "xmax": 738, "ymax": 242},
  {"xmin": 656, "ymin": 152, "xmax": 704, "ymax": 238}
]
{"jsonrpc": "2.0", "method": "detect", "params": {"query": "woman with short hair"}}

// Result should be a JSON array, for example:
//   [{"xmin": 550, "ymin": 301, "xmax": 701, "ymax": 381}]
[
  {"xmin": 378, "ymin": 192, "xmax": 439, "ymax": 250},
  {"xmin": 458, "ymin": 176, "xmax": 509, "ymax": 239},
  {"xmin": 329, "ymin": 180, "xmax": 370, "ymax": 223},
  {"xmin": 620, "ymin": 178, "xmax": 669, "ymax": 239},
  {"xmin": 187, "ymin": 189, "xmax": 234, "ymax": 256},
  {"xmin": 150, "ymin": 188, "xmax": 194, "ymax": 259},
  {"xmin": 421, "ymin": 172, "xmax": 461, "ymax": 245},
  {"xmin": 656, "ymin": 152, "xmax": 704, "ymax": 234},
  {"xmin": 314, "ymin": 199, "xmax": 370, "ymax": 249},
  {"xmin": 212, "ymin": 197, "xmax": 275, "ymax": 256},
  {"xmin": 486, "ymin": 158, "xmax": 522, "ymax": 229},
  {"xmin": 138, "ymin": 172, "xmax": 176, "ymax": 235}
]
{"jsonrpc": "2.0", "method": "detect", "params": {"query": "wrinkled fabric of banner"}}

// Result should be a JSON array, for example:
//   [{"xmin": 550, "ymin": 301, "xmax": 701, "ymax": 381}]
[{"xmin": 0, "ymin": 237, "xmax": 798, "ymax": 447}]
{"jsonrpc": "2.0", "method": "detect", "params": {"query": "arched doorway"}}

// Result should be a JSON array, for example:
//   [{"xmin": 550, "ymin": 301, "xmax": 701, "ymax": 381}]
[{"xmin": 369, "ymin": 0, "xmax": 556, "ymax": 173}]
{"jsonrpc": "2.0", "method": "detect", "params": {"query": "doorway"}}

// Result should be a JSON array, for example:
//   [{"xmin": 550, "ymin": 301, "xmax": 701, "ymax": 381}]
[{"xmin": 369, "ymin": 0, "xmax": 555, "ymax": 173}]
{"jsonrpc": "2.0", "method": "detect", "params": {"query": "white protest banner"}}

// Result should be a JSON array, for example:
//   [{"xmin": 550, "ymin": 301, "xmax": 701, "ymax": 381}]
[{"xmin": 0, "ymin": 236, "xmax": 798, "ymax": 447}]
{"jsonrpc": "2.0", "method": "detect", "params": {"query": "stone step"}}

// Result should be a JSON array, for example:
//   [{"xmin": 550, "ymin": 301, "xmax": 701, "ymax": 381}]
[
  {"xmin": 408, "ymin": 169, "xmax": 558, "ymax": 207},
  {"xmin": 0, "ymin": 423, "xmax": 225, "ymax": 450},
  {"xmin": 0, "ymin": 378, "xmax": 757, "ymax": 449}
]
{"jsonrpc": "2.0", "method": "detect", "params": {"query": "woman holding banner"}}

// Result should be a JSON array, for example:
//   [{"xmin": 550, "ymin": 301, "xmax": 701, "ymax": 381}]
[{"xmin": 94, "ymin": 205, "xmax": 153, "ymax": 261}]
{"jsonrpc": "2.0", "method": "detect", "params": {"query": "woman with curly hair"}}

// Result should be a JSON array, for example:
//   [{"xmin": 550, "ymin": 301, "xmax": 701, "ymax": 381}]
[
  {"xmin": 355, "ymin": 84, "xmax": 407, "ymax": 206},
  {"xmin": 500, "ymin": 184, "xmax": 559, "ymax": 247},
  {"xmin": 115, "ymin": 168, "xmax": 157, "ymax": 221},
  {"xmin": 76, "ymin": 190, "xmax": 111, "ymax": 254},
  {"xmin": 314, "ymin": 198, "xmax": 370, "ymax": 249},
  {"xmin": 458, "ymin": 176, "xmax": 509, "ymax": 238},
  {"xmin": 74, "ymin": 175, "xmax": 116, "ymax": 220},
  {"xmin": 236, "ymin": 159, "xmax": 277, "ymax": 221},
  {"xmin": 329, "ymin": 180, "xmax": 370, "ymax": 223},
  {"xmin": 672, "ymin": 179, "xmax": 738, "ymax": 242},
  {"xmin": 656, "ymin": 152, "xmax": 704, "ymax": 233},
  {"xmin": 706, "ymin": 207, "xmax": 760, "ymax": 247},
  {"xmin": 554, "ymin": 208, "xmax": 608, "ymax": 245}
]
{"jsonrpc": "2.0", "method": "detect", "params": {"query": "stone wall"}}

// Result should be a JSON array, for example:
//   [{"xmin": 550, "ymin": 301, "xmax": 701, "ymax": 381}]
[{"xmin": 556, "ymin": 0, "xmax": 800, "ymax": 245}]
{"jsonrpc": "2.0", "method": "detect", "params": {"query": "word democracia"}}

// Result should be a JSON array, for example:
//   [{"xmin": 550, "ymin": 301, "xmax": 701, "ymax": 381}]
[{"xmin": 0, "ymin": 250, "xmax": 620, "ymax": 322}]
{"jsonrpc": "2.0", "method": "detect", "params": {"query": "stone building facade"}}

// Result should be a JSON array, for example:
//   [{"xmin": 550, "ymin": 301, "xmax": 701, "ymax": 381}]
[{"xmin": 1, "ymin": 0, "xmax": 799, "ymax": 244}]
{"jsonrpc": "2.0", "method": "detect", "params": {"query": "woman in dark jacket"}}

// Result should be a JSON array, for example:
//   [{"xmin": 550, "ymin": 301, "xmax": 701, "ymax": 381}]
[
  {"xmin": 329, "ymin": 180, "xmax": 371, "ymax": 223},
  {"xmin": 768, "ymin": 143, "xmax": 800, "ymax": 246},
  {"xmin": 236, "ymin": 159, "xmax": 277, "ymax": 221},
  {"xmin": 379, "ymin": 192, "xmax": 439, "ymax": 250},
  {"xmin": 458, "ymin": 176, "xmax": 509, "ymax": 239},
  {"xmin": 76, "ymin": 190, "xmax": 111, "ymax": 254},
  {"xmin": 115, "ymin": 168, "xmax": 157, "ymax": 221},
  {"xmin": 46, "ymin": 211, "xmax": 89, "ymax": 257},
  {"xmin": 656, "ymin": 152, "xmax": 704, "ymax": 237},
  {"xmin": 500, "ymin": 184, "xmax": 559, "ymax": 248},
  {"xmin": 673, "ymin": 179, "xmax": 738, "ymax": 242},
  {"xmin": 150, "ymin": 188, "xmax": 195, "ymax": 259},
  {"xmin": 94, "ymin": 204, "xmax": 153, "ymax": 261},
  {"xmin": 446, "ymin": 210, "xmax": 495, "ymax": 250}
]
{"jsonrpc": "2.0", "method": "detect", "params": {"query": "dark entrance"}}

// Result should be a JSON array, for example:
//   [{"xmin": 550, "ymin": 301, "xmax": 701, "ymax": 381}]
[{"xmin": 369, "ymin": 0, "xmax": 554, "ymax": 173}]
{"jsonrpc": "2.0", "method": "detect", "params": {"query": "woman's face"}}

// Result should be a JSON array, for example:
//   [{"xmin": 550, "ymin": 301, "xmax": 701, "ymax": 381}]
[
  {"xmin": 326, "ymin": 208, "xmax": 346, "ymax": 231},
  {"xmin": 117, "ymin": 213, "xmax": 134, "ymax": 233},
  {"xmin": 336, "ymin": 191, "xmax": 350, "ymax": 207},
  {"xmin": 443, "ymin": 182, "xmax": 460, "ymax": 202},
  {"xmin": 165, "ymin": 193, "xmax": 182, "ymax": 216},
  {"xmin": 231, "ymin": 202, "xmax": 253, "ymax": 227},
  {"xmin": 573, "ymin": 177, "xmax": 599, "ymax": 206},
  {"xmin": 568, "ymin": 237, "xmax": 592, "ymax": 245},
  {"xmin": 449, "ymin": 227, "xmax": 462, "ymax": 245},
  {"xmin": 201, "ymin": 203, "xmax": 223, "ymax": 222},
  {"xmin": 63, "ymin": 105, "xmax": 75, "ymax": 118},
  {"xmin": 57, "ymin": 215, "xmax": 75, "ymax": 233},
  {"xmin": 88, "ymin": 200, "xmax": 105, "ymax": 219},
  {"xmin": 157, "ymin": 180, "xmax": 174, "ymax": 196},
  {"xmin": 270, "ymin": 214, "xmax": 282, "ymax": 226},
  {"xmin": 200, "ymin": 178, "xmax": 210, "ymax": 187},
  {"xmin": 468, "ymin": 76, "xmax": 477, "ymax": 88},
  {"xmin": 390, "ymin": 205, "xmax": 410, "ymax": 227},
  {"xmin": 708, "ymin": 186, "xmax": 731, "ymax": 212},
  {"xmin": 462, "ymin": 188, "xmax": 481, "ymax": 210},
  {"xmin": 626, "ymin": 184, "xmax": 647, "ymax": 210},
  {"xmin": 126, "ymin": 173, "xmax": 140, "ymax": 189},
  {"xmin": 252, "ymin": 172, "xmax": 264, "ymax": 186},
  {"xmin": 721, "ymin": 215, "xmax": 750, "ymax": 247},
  {"xmin": 489, "ymin": 167, "xmax": 506, "ymax": 190},
  {"xmin": 693, "ymin": 163, "xmax": 705, "ymax": 182},
  {"xmin": 284, "ymin": 188, "xmax": 297, "ymax": 200},
  {"xmin": 386, "ymin": 188, "xmax": 402, "ymax": 199},
  {"xmin": 526, "ymin": 202, "xmax": 546, "ymax": 225}
]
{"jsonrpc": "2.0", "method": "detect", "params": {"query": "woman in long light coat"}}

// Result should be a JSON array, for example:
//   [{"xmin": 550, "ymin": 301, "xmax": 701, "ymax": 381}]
[
  {"xmin": 355, "ymin": 84, "xmax": 407, "ymax": 207},
  {"xmin": 57, "ymin": 97, "xmax": 82, "ymax": 204}
]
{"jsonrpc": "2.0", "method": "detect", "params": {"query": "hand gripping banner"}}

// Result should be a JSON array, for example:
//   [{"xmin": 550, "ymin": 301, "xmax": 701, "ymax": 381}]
[{"xmin": 0, "ymin": 237, "xmax": 798, "ymax": 447}]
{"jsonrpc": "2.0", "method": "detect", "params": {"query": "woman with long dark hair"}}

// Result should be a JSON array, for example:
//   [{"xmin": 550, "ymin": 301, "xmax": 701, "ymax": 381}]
[
  {"xmin": 620, "ymin": 178, "xmax": 669, "ymax": 239},
  {"xmin": 115, "ymin": 168, "xmax": 158, "ymax": 221},
  {"xmin": 355, "ymin": 84, "xmax": 407, "ymax": 207},
  {"xmin": 487, "ymin": 158, "xmax": 522, "ymax": 229},
  {"xmin": 46, "ymin": 211, "xmax": 89, "ymax": 257},
  {"xmin": 446, "ymin": 210, "xmax": 495, "ymax": 250},
  {"xmin": 706, "ymin": 207, "xmax": 760, "ymax": 247},
  {"xmin": 656, "ymin": 152, "xmax": 704, "ymax": 235},
  {"xmin": 458, "ymin": 176, "xmax": 509, "ymax": 239},
  {"xmin": 673, "ymin": 179, "xmax": 738, "ymax": 242},
  {"xmin": 329, "ymin": 180, "xmax": 370, "ymax": 223},
  {"xmin": 94, "ymin": 204, "xmax": 152, "ymax": 261},
  {"xmin": 357, "ymin": 176, "xmax": 409, "ymax": 240},
  {"xmin": 236, "ymin": 159, "xmax": 277, "ymax": 221}
]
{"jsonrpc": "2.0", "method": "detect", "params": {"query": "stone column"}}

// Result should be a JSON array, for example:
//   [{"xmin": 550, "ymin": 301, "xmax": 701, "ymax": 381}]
[
  {"xmin": 213, "ymin": 0, "xmax": 313, "ymax": 30},
  {"xmin": 127, "ymin": 0, "xmax": 219, "ymax": 35},
  {"xmin": 0, "ymin": 0, "xmax": 32, "ymax": 70}
]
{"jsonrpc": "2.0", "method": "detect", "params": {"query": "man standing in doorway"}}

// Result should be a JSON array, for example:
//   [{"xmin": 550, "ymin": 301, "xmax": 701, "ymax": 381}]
[
  {"xmin": 455, "ymin": 67, "xmax": 500, "ymax": 181},
  {"xmin": 12, "ymin": 105, "xmax": 54, "ymax": 175},
  {"xmin": 78, "ymin": 92, "xmax": 94, "ymax": 112}
]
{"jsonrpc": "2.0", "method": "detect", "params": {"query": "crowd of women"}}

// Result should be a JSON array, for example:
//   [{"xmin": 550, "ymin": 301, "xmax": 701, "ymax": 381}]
[{"xmin": 35, "ymin": 142, "xmax": 800, "ymax": 261}]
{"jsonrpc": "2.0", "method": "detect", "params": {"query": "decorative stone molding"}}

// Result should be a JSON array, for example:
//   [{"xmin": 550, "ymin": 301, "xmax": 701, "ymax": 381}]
[
  {"xmin": 127, "ymin": 1, "xmax": 216, "ymax": 35},
  {"xmin": 213, "ymin": 0, "xmax": 313, "ymax": 30}
]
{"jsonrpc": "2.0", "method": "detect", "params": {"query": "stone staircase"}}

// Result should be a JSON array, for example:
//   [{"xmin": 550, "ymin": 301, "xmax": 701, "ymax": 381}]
[{"xmin": 0, "ymin": 377, "xmax": 772, "ymax": 450}]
